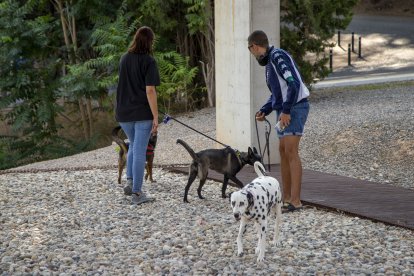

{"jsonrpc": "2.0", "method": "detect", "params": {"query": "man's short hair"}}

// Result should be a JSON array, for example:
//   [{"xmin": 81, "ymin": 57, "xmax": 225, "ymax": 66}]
[{"xmin": 248, "ymin": 30, "xmax": 269, "ymax": 48}]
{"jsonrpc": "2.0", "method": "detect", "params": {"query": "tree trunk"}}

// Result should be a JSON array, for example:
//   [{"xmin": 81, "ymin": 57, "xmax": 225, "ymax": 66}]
[
  {"xmin": 86, "ymin": 97, "xmax": 93, "ymax": 138},
  {"xmin": 53, "ymin": 0, "xmax": 92, "ymax": 139},
  {"xmin": 198, "ymin": 10, "xmax": 215, "ymax": 107},
  {"xmin": 78, "ymin": 98, "xmax": 89, "ymax": 140}
]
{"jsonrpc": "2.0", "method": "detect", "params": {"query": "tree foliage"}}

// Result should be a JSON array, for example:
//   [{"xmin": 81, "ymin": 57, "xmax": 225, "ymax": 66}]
[
  {"xmin": 0, "ymin": 0, "xmax": 64, "ymax": 167},
  {"xmin": 156, "ymin": 51, "xmax": 200, "ymax": 113},
  {"xmin": 0, "ymin": 0, "xmax": 357, "ymax": 169},
  {"xmin": 280, "ymin": 0, "xmax": 358, "ymax": 85}
]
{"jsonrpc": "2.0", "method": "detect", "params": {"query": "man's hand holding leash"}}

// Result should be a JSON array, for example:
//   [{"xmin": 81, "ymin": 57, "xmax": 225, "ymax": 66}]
[
  {"xmin": 256, "ymin": 111, "xmax": 290, "ymax": 129},
  {"xmin": 255, "ymin": 111, "xmax": 266, "ymax": 121}
]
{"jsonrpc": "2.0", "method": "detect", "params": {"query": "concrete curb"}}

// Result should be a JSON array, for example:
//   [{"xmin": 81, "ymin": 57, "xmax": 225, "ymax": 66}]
[{"xmin": 314, "ymin": 71, "xmax": 414, "ymax": 89}]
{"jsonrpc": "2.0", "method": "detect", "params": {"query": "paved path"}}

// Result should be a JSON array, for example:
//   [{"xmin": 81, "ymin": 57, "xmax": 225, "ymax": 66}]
[
  {"xmin": 167, "ymin": 164, "xmax": 414, "ymax": 230},
  {"xmin": 315, "ymin": 15, "xmax": 414, "ymax": 88}
]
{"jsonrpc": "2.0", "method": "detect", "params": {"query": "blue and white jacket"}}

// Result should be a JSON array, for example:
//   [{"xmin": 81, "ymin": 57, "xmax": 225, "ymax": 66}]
[{"xmin": 259, "ymin": 46, "xmax": 309, "ymax": 115}]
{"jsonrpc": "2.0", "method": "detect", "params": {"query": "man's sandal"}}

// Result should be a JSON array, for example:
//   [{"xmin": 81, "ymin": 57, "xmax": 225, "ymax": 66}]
[{"xmin": 282, "ymin": 203, "xmax": 304, "ymax": 213}]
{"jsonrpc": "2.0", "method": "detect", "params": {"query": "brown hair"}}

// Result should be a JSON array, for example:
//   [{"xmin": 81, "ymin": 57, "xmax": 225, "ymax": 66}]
[
  {"xmin": 248, "ymin": 30, "xmax": 269, "ymax": 48},
  {"xmin": 128, "ymin": 26, "xmax": 155, "ymax": 54}
]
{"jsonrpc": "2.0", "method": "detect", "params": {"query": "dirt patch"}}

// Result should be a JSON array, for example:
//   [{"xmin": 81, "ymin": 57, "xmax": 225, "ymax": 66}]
[
  {"xmin": 322, "ymin": 129, "xmax": 363, "ymax": 155},
  {"xmin": 393, "ymin": 138, "xmax": 414, "ymax": 159}
]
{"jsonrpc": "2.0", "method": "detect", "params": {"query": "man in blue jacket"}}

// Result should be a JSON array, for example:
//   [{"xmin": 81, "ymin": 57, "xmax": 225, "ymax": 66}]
[{"xmin": 248, "ymin": 30, "xmax": 310, "ymax": 212}]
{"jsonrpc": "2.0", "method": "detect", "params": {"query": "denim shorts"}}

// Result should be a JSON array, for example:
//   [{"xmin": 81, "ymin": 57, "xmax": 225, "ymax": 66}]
[{"xmin": 276, "ymin": 101, "xmax": 310, "ymax": 138}]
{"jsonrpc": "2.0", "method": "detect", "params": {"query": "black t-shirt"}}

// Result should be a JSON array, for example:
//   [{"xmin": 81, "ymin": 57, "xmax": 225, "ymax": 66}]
[{"xmin": 115, "ymin": 52, "xmax": 160, "ymax": 122}]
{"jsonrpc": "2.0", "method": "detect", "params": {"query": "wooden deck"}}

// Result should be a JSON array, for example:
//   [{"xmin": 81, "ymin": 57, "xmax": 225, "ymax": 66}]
[{"xmin": 166, "ymin": 164, "xmax": 414, "ymax": 230}]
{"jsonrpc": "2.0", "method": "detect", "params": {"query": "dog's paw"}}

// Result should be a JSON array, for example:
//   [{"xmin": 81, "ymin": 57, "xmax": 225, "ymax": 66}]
[
  {"xmin": 256, "ymin": 255, "xmax": 264, "ymax": 263},
  {"xmin": 272, "ymin": 239, "xmax": 281, "ymax": 246}
]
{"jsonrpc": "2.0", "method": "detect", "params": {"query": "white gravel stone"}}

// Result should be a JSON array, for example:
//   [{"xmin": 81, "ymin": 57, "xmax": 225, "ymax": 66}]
[{"xmin": 1, "ymin": 85, "xmax": 414, "ymax": 274}]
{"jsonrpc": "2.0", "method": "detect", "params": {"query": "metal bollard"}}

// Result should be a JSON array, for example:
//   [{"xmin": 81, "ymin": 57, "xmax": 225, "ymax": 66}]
[
  {"xmin": 352, "ymin": 32, "xmax": 355, "ymax": 52},
  {"xmin": 329, "ymin": 49, "xmax": 333, "ymax": 72},
  {"xmin": 338, "ymin": 30, "xmax": 341, "ymax": 47},
  {"xmin": 358, "ymin": 37, "xmax": 362, "ymax": 58},
  {"xmin": 348, "ymin": 44, "xmax": 351, "ymax": 66}
]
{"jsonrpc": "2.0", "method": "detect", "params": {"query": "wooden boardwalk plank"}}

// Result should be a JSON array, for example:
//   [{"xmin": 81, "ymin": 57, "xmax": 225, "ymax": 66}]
[{"xmin": 166, "ymin": 164, "xmax": 414, "ymax": 230}]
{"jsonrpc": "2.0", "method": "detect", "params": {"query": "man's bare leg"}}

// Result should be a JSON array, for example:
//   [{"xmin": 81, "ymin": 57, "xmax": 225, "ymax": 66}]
[
  {"xmin": 283, "ymin": 135, "xmax": 302, "ymax": 207},
  {"xmin": 279, "ymin": 138, "xmax": 291, "ymax": 203}
]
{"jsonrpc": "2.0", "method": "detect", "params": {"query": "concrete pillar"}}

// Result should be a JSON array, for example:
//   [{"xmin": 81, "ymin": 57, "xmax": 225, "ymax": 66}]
[{"xmin": 215, "ymin": 0, "xmax": 280, "ymax": 164}]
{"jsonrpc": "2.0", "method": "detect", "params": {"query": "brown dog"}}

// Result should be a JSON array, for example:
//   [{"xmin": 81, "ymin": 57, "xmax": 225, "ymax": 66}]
[{"xmin": 111, "ymin": 126, "xmax": 158, "ymax": 184}]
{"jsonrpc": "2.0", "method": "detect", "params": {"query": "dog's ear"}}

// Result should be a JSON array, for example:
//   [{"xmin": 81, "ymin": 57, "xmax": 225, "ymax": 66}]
[
  {"xmin": 253, "ymin": 147, "xmax": 258, "ymax": 154},
  {"xmin": 247, "ymin": 192, "xmax": 254, "ymax": 207},
  {"xmin": 228, "ymin": 192, "xmax": 233, "ymax": 203},
  {"xmin": 248, "ymin": 147, "xmax": 253, "ymax": 155}
]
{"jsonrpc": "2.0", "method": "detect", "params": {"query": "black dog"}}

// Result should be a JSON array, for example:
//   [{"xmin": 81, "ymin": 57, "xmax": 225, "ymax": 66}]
[
  {"xmin": 176, "ymin": 139, "xmax": 262, "ymax": 203},
  {"xmin": 112, "ymin": 126, "xmax": 158, "ymax": 184}
]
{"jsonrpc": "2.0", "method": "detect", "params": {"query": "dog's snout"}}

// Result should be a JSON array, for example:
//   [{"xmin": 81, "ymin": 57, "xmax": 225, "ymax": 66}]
[{"xmin": 234, "ymin": 213, "xmax": 241, "ymax": 220}]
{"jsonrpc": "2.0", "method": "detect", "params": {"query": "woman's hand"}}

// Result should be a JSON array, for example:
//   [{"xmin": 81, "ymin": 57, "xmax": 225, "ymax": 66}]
[{"xmin": 152, "ymin": 118, "xmax": 158, "ymax": 134}]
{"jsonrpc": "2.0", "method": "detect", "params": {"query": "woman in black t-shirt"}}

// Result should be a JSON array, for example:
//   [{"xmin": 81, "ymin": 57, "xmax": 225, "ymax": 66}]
[{"xmin": 116, "ymin": 26, "xmax": 160, "ymax": 205}]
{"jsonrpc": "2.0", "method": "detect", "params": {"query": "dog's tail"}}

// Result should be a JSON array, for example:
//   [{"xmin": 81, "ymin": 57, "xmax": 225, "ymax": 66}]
[
  {"xmin": 176, "ymin": 139, "xmax": 200, "ymax": 162},
  {"xmin": 111, "ymin": 126, "xmax": 128, "ymax": 154},
  {"xmin": 254, "ymin": 161, "xmax": 267, "ymax": 177}
]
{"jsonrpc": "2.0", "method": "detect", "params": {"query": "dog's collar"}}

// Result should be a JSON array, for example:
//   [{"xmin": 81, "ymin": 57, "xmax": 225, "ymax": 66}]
[{"xmin": 233, "ymin": 149, "xmax": 244, "ymax": 167}]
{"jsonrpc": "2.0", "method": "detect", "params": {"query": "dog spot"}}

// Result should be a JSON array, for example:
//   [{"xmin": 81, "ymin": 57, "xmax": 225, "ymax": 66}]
[
  {"xmin": 262, "ymin": 226, "xmax": 265, "ymax": 231},
  {"xmin": 261, "ymin": 187, "xmax": 266, "ymax": 192},
  {"xmin": 268, "ymin": 183, "xmax": 272, "ymax": 186},
  {"xmin": 245, "ymin": 211, "xmax": 250, "ymax": 215},
  {"xmin": 257, "ymin": 195, "xmax": 260, "ymax": 200},
  {"xmin": 262, "ymin": 215, "xmax": 266, "ymax": 220}
]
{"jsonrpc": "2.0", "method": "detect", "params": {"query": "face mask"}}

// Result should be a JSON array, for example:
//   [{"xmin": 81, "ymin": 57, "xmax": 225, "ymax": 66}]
[
  {"xmin": 256, "ymin": 54, "xmax": 269, "ymax": 66},
  {"xmin": 256, "ymin": 47, "xmax": 270, "ymax": 66}
]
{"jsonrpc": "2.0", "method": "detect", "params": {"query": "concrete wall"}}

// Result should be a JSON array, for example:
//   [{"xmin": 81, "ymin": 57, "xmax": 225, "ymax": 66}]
[{"xmin": 215, "ymin": 0, "xmax": 280, "ymax": 164}]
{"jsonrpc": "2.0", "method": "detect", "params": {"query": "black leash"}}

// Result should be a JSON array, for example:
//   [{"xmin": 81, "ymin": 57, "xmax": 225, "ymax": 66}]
[
  {"xmin": 254, "ymin": 117, "xmax": 271, "ymax": 171},
  {"xmin": 160, "ymin": 110, "xmax": 229, "ymax": 148},
  {"xmin": 160, "ymin": 110, "xmax": 271, "ymax": 169}
]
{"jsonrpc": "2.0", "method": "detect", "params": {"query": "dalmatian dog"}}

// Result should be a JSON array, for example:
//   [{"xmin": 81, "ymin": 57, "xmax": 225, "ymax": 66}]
[{"xmin": 230, "ymin": 161, "xmax": 282, "ymax": 262}]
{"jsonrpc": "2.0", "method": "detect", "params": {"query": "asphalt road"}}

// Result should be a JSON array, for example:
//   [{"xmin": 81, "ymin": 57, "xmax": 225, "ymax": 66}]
[
  {"xmin": 345, "ymin": 15, "xmax": 414, "ymax": 40},
  {"xmin": 316, "ymin": 15, "xmax": 414, "ymax": 87}
]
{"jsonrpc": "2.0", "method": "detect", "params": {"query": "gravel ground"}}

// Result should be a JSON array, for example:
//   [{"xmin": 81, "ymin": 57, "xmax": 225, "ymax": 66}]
[
  {"xmin": 1, "ymin": 83, "xmax": 413, "ymax": 275},
  {"xmin": 302, "ymin": 83, "xmax": 414, "ymax": 190}
]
